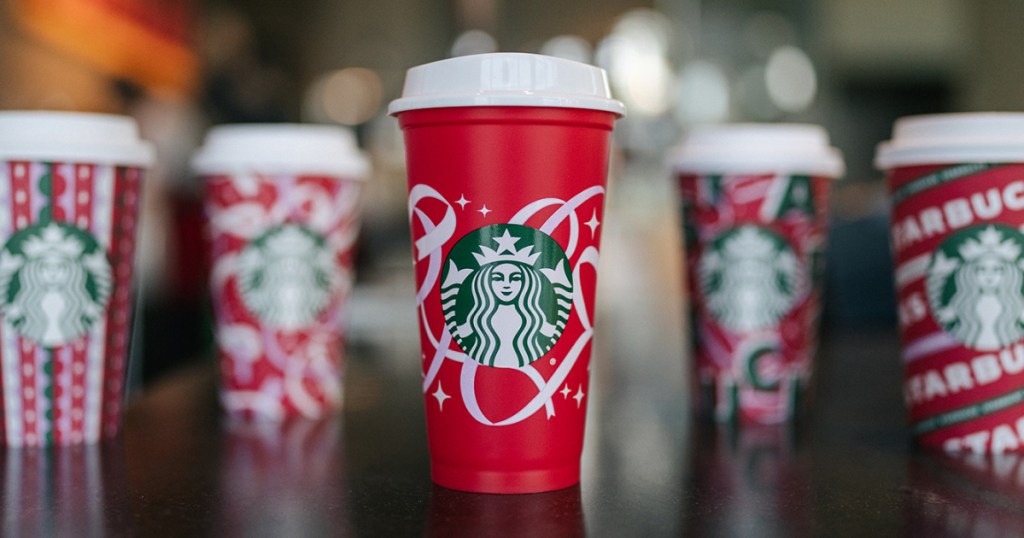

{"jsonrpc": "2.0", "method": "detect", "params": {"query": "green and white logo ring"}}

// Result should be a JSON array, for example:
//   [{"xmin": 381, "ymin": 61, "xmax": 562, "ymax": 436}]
[{"xmin": 441, "ymin": 224, "xmax": 573, "ymax": 368}]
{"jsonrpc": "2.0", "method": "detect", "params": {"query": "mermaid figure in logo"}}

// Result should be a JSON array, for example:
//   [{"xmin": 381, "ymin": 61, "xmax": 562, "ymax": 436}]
[
  {"xmin": 931, "ymin": 226, "xmax": 1024, "ymax": 351},
  {"xmin": 456, "ymin": 260, "xmax": 556, "ymax": 368},
  {"xmin": 700, "ymin": 226, "xmax": 800, "ymax": 332},
  {"xmin": 0, "ymin": 223, "xmax": 110, "ymax": 347},
  {"xmin": 238, "ymin": 224, "xmax": 335, "ymax": 331}
]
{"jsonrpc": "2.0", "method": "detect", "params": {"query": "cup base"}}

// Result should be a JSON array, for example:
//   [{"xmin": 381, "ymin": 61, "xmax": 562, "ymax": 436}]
[{"xmin": 431, "ymin": 463, "xmax": 580, "ymax": 494}]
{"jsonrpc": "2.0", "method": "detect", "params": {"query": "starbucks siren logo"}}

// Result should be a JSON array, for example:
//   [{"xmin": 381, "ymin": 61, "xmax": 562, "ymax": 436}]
[
  {"xmin": 238, "ymin": 224, "xmax": 336, "ymax": 330},
  {"xmin": 0, "ymin": 222, "xmax": 112, "ymax": 347},
  {"xmin": 698, "ymin": 225, "xmax": 802, "ymax": 332},
  {"xmin": 442, "ymin": 224, "xmax": 572, "ymax": 368},
  {"xmin": 926, "ymin": 224, "xmax": 1024, "ymax": 351}
]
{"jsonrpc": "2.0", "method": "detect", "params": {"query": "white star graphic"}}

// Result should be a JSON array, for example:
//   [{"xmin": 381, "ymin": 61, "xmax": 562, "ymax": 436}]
[
  {"xmin": 573, "ymin": 385, "xmax": 586, "ymax": 408},
  {"xmin": 560, "ymin": 385, "xmax": 572, "ymax": 399},
  {"xmin": 584, "ymin": 210, "xmax": 601, "ymax": 237},
  {"xmin": 478, "ymin": 205, "xmax": 492, "ymax": 217},
  {"xmin": 455, "ymin": 195, "xmax": 470, "ymax": 209},
  {"xmin": 492, "ymin": 229, "xmax": 520, "ymax": 253},
  {"xmin": 432, "ymin": 383, "xmax": 451, "ymax": 411}
]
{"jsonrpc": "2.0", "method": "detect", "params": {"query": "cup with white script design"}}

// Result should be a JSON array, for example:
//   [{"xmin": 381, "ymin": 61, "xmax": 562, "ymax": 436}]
[
  {"xmin": 672, "ymin": 124, "xmax": 843, "ymax": 425},
  {"xmin": 193, "ymin": 124, "xmax": 369, "ymax": 421},
  {"xmin": 0, "ymin": 111, "xmax": 152, "ymax": 446},
  {"xmin": 390, "ymin": 53, "xmax": 624, "ymax": 494},
  {"xmin": 877, "ymin": 113, "xmax": 1024, "ymax": 453}
]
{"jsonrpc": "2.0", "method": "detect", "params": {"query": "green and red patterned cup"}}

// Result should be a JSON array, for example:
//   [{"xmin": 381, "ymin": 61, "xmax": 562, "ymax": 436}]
[
  {"xmin": 390, "ymin": 53, "xmax": 625, "ymax": 493},
  {"xmin": 673, "ymin": 124, "xmax": 843, "ymax": 425},
  {"xmin": 193, "ymin": 124, "xmax": 369, "ymax": 421},
  {"xmin": 877, "ymin": 113, "xmax": 1024, "ymax": 453},
  {"xmin": 0, "ymin": 111, "xmax": 153, "ymax": 446}
]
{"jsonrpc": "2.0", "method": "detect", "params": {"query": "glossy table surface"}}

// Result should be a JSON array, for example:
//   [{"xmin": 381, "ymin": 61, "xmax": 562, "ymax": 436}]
[
  {"xmin": 4, "ymin": 180, "xmax": 1023, "ymax": 537},
  {"xmin": 6, "ymin": 321, "xmax": 1023, "ymax": 536}
]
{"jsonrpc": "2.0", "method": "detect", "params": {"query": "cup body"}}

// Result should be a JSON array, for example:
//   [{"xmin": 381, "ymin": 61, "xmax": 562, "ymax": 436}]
[
  {"xmin": 0, "ymin": 111, "xmax": 152, "ymax": 446},
  {"xmin": 194, "ymin": 124, "xmax": 367, "ymax": 421},
  {"xmin": 392, "ymin": 53, "xmax": 624, "ymax": 493},
  {"xmin": 673, "ymin": 124, "xmax": 842, "ymax": 424},
  {"xmin": 877, "ymin": 113, "xmax": 1024, "ymax": 452}
]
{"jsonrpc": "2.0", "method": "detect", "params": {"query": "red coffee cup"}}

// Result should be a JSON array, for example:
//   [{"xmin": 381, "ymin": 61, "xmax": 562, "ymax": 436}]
[
  {"xmin": 0, "ymin": 111, "xmax": 152, "ymax": 446},
  {"xmin": 390, "ymin": 53, "xmax": 624, "ymax": 493},
  {"xmin": 672, "ymin": 124, "xmax": 843, "ymax": 424},
  {"xmin": 193, "ymin": 124, "xmax": 369, "ymax": 421},
  {"xmin": 877, "ymin": 113, "xmax": 1024, "ymax": 453}
]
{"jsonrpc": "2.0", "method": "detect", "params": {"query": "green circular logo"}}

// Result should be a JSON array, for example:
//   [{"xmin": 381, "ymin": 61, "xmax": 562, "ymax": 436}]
[
  {"xmin": 698, "ymin": 225, "xmax": 801, "ymax": 332},
  {"xmin": 238, "ymin": 224, "xmax": 336, "ymax": 330},
  {"xmin": 0, "ymin": 221, "xmax": 112, "ymax": 347},
  {"xmin": 441, "ymin": 224, "xmax": 572, "ymax": 368},
  {"xmin": 926, "ymin": 224, "xmax": 1024, "ymax": 351}
]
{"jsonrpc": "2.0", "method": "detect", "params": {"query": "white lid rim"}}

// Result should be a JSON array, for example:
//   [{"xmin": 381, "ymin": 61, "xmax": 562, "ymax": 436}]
[
  {"xmin": 191, "ymin": 158, "xmax": 370, "ymax": 181},
  {"xmin": 876, "ymin": 112, "xmax": 1024, "ymax": 169},
  {"xmin": 671, "ymin": 153, "xmax": 844, "ymax": 178},
  {"xmin": 389, "ymin": 52, "xmax": 625, "ymax": 117},
  {"xmin": 0, "ymin": 111, "xmax": 154, "ymax": 166},
  {"xmin": 672, "ymin": 159, "xmax": 845, "ymax": 178},
  {"xmin": 669, "ymin": 123, "xmax": 844, "ymax": 178},
  {"xmin": 875, "ymin": 145, "xmax": 1024, "ymax": 169},
  {"xmin": 0, "ymin": 147, "xmax": 154, "ymax": 167},
  {"xmin": 388, "ymin": 94, "xmax": 626, "ymax": 116},
  {"xmin": 192, "ymin": 123, "xmax": 370, "ymax": 180}
]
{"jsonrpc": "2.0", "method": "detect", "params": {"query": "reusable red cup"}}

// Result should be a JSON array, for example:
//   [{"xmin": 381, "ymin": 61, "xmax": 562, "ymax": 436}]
[
  {"xmin": 0, "ymin": 111, "xmax": 152, "ymax": 446},
  {"xmin": 673, "ymin": 124, "xmax": 843, "ymax": 424},
  {"xmin": 390, "ymin": 53, "xmax": 625, "ymax": 493},
  {"xmin": 193, "ymin": 124, "xmax": 368, "ymax": 421},
  {"xmin": 877, "ymin": 113, "xmax": 1024, "ymax": 453}
]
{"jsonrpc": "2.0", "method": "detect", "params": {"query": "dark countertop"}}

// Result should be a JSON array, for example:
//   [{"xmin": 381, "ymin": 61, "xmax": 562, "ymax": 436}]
[{"xmin": 3, "ymin": 323, "xmax": 1021, "ymax": 537}]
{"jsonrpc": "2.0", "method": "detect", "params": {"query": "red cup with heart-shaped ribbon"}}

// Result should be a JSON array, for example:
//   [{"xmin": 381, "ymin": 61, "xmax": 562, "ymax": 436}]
[{"xmin": 391, "ymin": 53, "xmax": 625, "ymax": 493}]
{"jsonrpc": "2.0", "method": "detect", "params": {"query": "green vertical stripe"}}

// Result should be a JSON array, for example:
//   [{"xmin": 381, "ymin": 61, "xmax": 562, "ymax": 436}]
[
  {"xmin": 39, "ymin": 163, "xmax": 54, "ymax": 222},
  {"xmin": 44, "ymin": 349, "xmax": 55, "ymax": 445}
]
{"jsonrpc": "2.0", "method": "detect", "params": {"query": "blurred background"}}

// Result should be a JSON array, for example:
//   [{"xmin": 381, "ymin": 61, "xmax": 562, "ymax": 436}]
[{"xmin": 0, "ymin": 0, "xmax": 1021, "ymax": 388}]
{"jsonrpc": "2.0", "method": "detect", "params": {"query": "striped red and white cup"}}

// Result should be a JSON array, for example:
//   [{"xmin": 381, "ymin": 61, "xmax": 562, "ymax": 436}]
[
  {"xmin": 877, "ymin": 113, "xmax": 1024, "ymax": 453},
  {"xmin": 0, "ymin": 111, "xmax": 152, "ymax": 446}
]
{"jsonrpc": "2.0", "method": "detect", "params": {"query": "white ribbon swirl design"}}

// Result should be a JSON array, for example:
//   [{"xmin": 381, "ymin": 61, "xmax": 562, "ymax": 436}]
[
  {"xmin": 412, "ymin": 185, "xmax": 603, "ymax": 426},
  {"xmin": 214, "ymin": 174, "xmax": 358, "ymax": 418}
]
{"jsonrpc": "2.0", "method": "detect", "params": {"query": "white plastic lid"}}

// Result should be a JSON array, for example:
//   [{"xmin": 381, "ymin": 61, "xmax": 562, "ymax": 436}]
[
  {"xmin": 0, "ymin": 111, "xmax": 154, "ymax": 166},
  {"xmin": 875, "ymin": 113, "xmax": 1024, "ymax": 169},
  {"xmin": 192, "ymin": 123, "xmax": 369, "ymax": 179},
  {"xmin": 671, "ymin": 123, "xmax": 845, "ymax": 178},
  {"xmin": 388, "ymin": 52, "xmax": 626, "ymax": 117}
]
